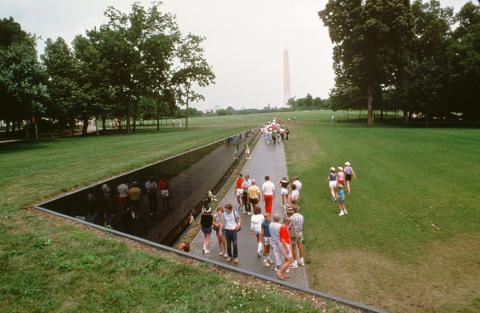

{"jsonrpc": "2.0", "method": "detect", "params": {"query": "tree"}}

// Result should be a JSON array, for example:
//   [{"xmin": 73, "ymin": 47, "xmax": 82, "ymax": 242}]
[
  {"xmin": 320, "ymin": 0, "xmax": 411, "ymax": 127},
  {"xmin": 0, "ymin": 19, "xmax": 47, "ymax": 140},
  {"xmin": 171, "ymin": 34, "xmax": 215, "ymax": 129}
]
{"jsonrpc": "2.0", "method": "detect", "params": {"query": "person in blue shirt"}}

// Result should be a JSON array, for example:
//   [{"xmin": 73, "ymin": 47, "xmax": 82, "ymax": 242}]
[
  {"xmin": 261, "ymin": 213, "xmax": 274, "ymax": 267},
  {"xmin": 336, "ymin": 184, "xmax": 348, "ymax": 216}
]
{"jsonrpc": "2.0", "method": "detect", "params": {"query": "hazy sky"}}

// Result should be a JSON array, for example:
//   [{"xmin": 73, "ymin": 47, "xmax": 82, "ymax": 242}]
[{"xmin": 0, "ymin": 0, "xmax": 469, "ymax": 111}]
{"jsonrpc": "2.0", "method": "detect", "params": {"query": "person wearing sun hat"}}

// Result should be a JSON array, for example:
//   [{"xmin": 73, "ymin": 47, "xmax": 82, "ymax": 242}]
[
  {"xmin": 200, "ymin": 206, "xmax": 213, "ymax": 254},
  {"xmin": 326, "ymin": 167, "xmax": 337, "ymax": 201},
  {"xmin": 344, "ymin": 161, "xmax": 357, "ymax": 194},
  {"xmin": 337, "ymin": 166, "xmax": 345, "ymax": 186}
]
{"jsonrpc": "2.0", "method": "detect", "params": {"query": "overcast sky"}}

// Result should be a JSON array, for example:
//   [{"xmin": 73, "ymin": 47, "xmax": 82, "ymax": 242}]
[{"xmin": 0, "ymin": 0, "xmax": 469, "ymax": 111}]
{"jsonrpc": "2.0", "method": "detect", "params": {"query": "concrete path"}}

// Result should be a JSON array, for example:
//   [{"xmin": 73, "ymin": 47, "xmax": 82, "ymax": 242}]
[{"xmin": 190, "ymin": 136, "xmax": 309, "ymax": 288}]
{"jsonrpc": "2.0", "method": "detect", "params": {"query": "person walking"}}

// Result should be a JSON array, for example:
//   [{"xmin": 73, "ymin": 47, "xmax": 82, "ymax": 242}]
[
  {"xmin": 262, "ymin": 176, "xmax": 275, "ymax": 215},
  {"xmin": 145, "ymin": 176, "xmax": 158, "ymax": 215},
  {"xmin": 290, "ymin": 206, "xmax": 305, "ymax": 267},
  {"xmin": 279, "ymin": 177, "xmax": 289, "ymax": 207},
  {"xmin": 289, "ymin": 183, "xmax": 300, "ymax": 206},
  {"xmin": 292, "ymin": 176, "xmax": 302, "ymax": 194},
  {"xmin": 261, "ymin": 213, "xmax": 274, "ymax": 266},
  {"xmin": 247, "ymin": 179, "xmax": 261, "ymax": 215},
  {"xmin": 242, "ymin": 174, "xmax": 252, "ymax": 214},
  {"xmin": 200, "ymin": 206, "xmax": 214, "ymax": 254},
  {"xmin": 269, "ymin": 213, "xmax": 283, "ymax": 273},
  {"xmin": 344, "ymin": 161, "xmax": 357, "ymax": 194},
  {"xmin": 250, "ymin": 206, "xmax": 265, "ymax": 257},
  {"xmin": 336, "ymin": 184, "xmax": 348, "ymax": 216},
  {"xmin": 326, "ymin": 167, "xmax": 337, "ymax": 201},
  {"xmin": 223, "ymin": 203, "xmax": 241, "ymax": 263},
  {"xmin": 213, "ymin": 206, "xmax": 227, "ymax": 257},
  {"xmin": 245, "ymin": 143, "xmax": 251, "ymax": 160},
  {"xmin": 235, "ymin": 173, "xmax": 244, "ymax": 209},
  {"xmin": 337, "ymin": 167, "xmax": 345, "ymax": 187},
  {"xmin": 272, "ymin": 129, "xmax": 277, "ymax": 145},
  {"xmin": 277, "ymin": 216, "xmax": 294, "ymax": 280}
]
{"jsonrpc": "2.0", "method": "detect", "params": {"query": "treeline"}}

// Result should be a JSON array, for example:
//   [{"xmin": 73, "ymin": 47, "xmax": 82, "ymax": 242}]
[
  {"xmin": 0, "ymin": 2, "xmax": 214, "ymax": 139},
  {"xmin": 287, "ymin": 94, "xmax": 329, "ymax": 110},
  {"xmin": 320, "ymin": 0, "xmax": 480, "ymax": 127}
]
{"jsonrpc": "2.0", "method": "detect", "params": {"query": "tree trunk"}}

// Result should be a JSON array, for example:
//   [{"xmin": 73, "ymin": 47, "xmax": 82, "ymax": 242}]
[
  {"xmin": 156, "ymin": 99, "xmax": 160, "ymax": 131},
  {"xmin": 403, "ymin": 110, "xmax": 408, "ymax": 124},
  {"xmin": 367, "ymin": 84, "xmax": 374, "ymax": 128},
  {"xmin": 25, "ymin": 120, "xmax": 29, "ymax": 140},
  {"xmin": 101, "ymin": 115, "xmax": 106, "ymax": 132},
  {"xmin": 95, "ymin": 116, "xmax": 99, "ymax": 136},
  {"xmin": 82, "ymin": 117, "xmax": 89, "ymax": 136},
  {"xmin": 70, "ymin": 118, "xmax": 75, "ymax": 136},
  {"xmin": 34, "ymin": 117, "xmax": 39, "ymax": 141},
  {"xmin": 126, "ymin": 100, "xmax": 132, "ymax": 134},
  {"xmin": 346, "ymin": 108, "xmax": 349, "ymax": 120},
  {"xmin": 380, "ymin": 109, "xmax": 384, "ymax": 122},
  {"xmin": 5, "ymin": 120, "xmax": 10, "ymax": 133}
]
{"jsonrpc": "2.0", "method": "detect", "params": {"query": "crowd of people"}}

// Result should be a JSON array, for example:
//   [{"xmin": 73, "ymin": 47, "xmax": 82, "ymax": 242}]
[
  {"xmin": 199, "ymin": 173, "xmax": 305, "ymax": 280},
  {"xmin": 197, "ymin": 117, "xmax": 305, "ymax": 280},
  {"xmin": 261, "ymin": 120, "xmax": 290, "ymax": 145},
  {"xmin": 326, "ymin": 161, "xmax": 357, "ymax": 216}
]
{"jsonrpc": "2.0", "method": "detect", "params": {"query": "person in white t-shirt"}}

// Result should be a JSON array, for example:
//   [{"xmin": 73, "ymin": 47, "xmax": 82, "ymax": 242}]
[
  {"xmin": 262, "ymin": 176, "xmax": 275, "ymax": 215},
  {"xmin": 289, "ymin": 183, "xmax": 300, "ymax": 205},
  {"xmin": 292, "ymin": 176, "xmax": 302, "ymax": 193},
  {"xmin": 250, "ymin": 206, "xmax": 265, "ymax": 257}
]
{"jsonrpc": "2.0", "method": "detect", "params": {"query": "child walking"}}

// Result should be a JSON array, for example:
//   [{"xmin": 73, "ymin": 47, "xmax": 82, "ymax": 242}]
[
  {"xmin": 250, "ymin": 206, "xmax": 265, "ymax": 257},
  {"xmin": 336, "ymin": 184, "xmax": 348, "ymax": 216}
]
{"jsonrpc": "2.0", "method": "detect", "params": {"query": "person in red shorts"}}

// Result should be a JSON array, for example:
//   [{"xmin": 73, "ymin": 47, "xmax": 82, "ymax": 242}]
[
  {"xmin": 262, "ymin": 175, "xmax": 275, "ymax": 215},
  {"xmin": 158, "ymin": 178, "xmax": 170, "ymax": 210}
]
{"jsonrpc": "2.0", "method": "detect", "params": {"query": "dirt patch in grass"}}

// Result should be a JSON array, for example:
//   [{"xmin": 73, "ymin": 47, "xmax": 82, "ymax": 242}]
[{"xmin": 309, "ymin": 233, "xmax": 480, "ymax": 313}]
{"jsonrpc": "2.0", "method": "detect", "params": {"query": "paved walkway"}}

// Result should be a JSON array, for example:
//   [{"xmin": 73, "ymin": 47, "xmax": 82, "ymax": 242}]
[{"xmin": 190, "ymin": 136, "xmax": 309, "ymax": 288}]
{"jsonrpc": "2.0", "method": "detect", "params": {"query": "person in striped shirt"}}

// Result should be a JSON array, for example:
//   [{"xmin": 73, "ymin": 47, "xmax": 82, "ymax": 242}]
[{"xmin": 290, "ymin": 206, "xmax": 305, "ymax": 267}]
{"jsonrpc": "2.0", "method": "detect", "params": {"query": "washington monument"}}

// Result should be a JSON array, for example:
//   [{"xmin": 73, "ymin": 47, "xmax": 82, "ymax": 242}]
[{"xmin": 283, "ymin": 48, "xmax": 291, "ymax": 106}]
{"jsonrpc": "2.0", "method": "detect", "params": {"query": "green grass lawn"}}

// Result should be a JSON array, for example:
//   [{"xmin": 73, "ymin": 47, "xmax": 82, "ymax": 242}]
[
  {"xmin": 0, "ymin": 121, "xmax": 346, "ymax": 313},
  {"xmin": 284, "ymin": 111, "xmax": 480, "ymax": 313}
]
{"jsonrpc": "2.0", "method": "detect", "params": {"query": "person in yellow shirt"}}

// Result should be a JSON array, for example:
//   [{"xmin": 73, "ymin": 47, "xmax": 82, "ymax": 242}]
[
  {"xmin": 128, "ymin": 182, "xmax": 142, "ymax": 219},
  {"xmin": 247, "ymin": 179, "xmax": 260, "ymax": 214}
]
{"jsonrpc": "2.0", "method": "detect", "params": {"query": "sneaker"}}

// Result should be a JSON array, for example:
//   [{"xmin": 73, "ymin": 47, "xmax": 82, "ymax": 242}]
[
  {"xmin": 290, "ymin": 261, "xmax": 298, "ymax": 269},
  {"xmin": 219, "ymin": 251, "xmax": 224, "ymax": 256},
  {"xmin": 204, "ymin": 249, "xmax": 210, "ymax": 254},
  {"xmin": 268, "ymin": 259, "xmax": 274, "ymax": 265},
  {"xmin": 339, "ymin": 211, "xmax": 345, "ymax": 216},
  {"xmin": 233, "ymin": 258, "xmax": 239, "ymax": 264},
  {"xmin": 298, "ymin": 258, "xmax": 305, "ymax": 266},
  {"xmin": 274, "ymin": 267, "xmax": 279, "ymax": 272},
  {"xmin": 286, "ymin": 268, "xmax": 290, "ymax": 274},
  {"xmin": 226, "ymin": 257, "xmax": 232, "ymax": 262},
  {"xmin": 263, "ymin": 259, "xmax": 271, "ymax": 267},
  {"xmin": 248, "ymin": 212, "xmax": 251, "ymax": 216},
  {"xmin": 257, "ymin": 251, "xmax": 262, "ymax": 257},
  {"xmin": 344, "ymin": 209, "xmax": 348, "ymax": 215}
]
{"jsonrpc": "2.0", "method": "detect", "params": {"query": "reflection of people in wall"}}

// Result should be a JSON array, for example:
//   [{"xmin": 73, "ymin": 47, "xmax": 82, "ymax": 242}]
[
  {"xmin": 158, "ymin": 178, "xmax": 170, "ymax": 210},
  {"xmin": 128, "ymin": 182, "xmax": 142, "ymax": 219},
  {"xmin": 86, "ymin": 188, "xmax": 96, "ymax": 223},
  {"xmin": 145, "ymin": 176, "xmax": 158, "ymax": 215}
]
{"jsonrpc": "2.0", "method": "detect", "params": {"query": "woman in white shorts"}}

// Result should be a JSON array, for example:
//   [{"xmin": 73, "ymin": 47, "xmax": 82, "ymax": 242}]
[
  {"xmin": 326, "ymin": 167, "xmax": 337, "ymax": 201},
  {"xmin": 250, "ymin": 206, "xmax": 265, "ymax": 257}
]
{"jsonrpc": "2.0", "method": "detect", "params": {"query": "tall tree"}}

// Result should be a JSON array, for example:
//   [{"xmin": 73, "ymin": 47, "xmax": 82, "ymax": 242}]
[
  {"xmin": 320, "ymin": 0, "xmax": 411, "ymax": 127},
  {"xmin": 171, "ymin": 34, "xmax": 215, "ymax": 130}
]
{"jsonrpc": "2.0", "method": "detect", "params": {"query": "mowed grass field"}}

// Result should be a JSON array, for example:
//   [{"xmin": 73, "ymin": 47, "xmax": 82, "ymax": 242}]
[
  {"xmin": 0, "ymin": 119, "xmax": 339, "ymax": 313},
  {"xmin": 284, "ymin": 111, "xmax": 480, "ymax": 313}
]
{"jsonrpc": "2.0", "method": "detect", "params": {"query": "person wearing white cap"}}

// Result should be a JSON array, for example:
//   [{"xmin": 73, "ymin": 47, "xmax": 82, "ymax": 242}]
[
  {"xmin": 326, "ymin": 167, "xmax": 337, "ymax": 201},
  {"xmin": 344, "ymin": 161, "xmax": 357, "ymax": 194}
]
